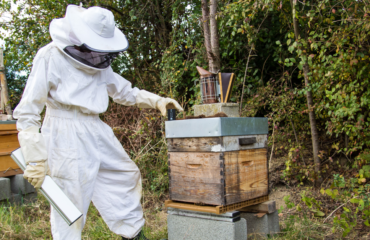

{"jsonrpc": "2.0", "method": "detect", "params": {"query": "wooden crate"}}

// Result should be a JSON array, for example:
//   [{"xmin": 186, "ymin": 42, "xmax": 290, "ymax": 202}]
[
  {"xmin": 0, "ymin": 121, "xmax": 22, "ymax": 177},
  {"xmin": 168, "ymin": 135, "xmax": 268, "ymax": 206}
]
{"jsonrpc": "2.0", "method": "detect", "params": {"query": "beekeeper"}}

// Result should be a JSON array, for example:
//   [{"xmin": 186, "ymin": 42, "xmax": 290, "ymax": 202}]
[{"xmin": 13, "ymin": 4, "xmax": 183, "ymax": 240}]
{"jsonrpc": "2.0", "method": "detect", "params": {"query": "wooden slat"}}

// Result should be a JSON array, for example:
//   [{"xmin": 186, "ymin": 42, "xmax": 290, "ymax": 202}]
[
  {"xmin": 167, "ymin": 137, "xmax": 222, "ymax": 152},
  {"xmin": 0, "ymin": 155, "xmax": 20, "ymax": 172},
  {"xmin": 170, "ymin": 181, "xmax": 224, "ymax": 205},
  {"xmin": 0, "ymin": 168, "xmax": 23, "ymax": 177},
  {"xmin": 0, "ymin": 151, "xmax": 13, "ymax": 156},
  {"xmin": 0, "ymin": 134, "xmax": 18, "ymax": 143},
  {"xmin": 0, "ymin": 124, "xmax": 17, "ymax": 131},
  {"xmin": 225, "ymin": 73, "xmax": 235, "ymax": 102},
  {"xmin": 0, "ymin": 141, "xmax": 20, "ymax": 150},
  {"xmin": 224, "ymin": 149, "xmax": 268, "ymax": 205},
  {"xmin": 165, "ymin": 195, "xmax": 269, "ymax": 214},
  {"xmin": 167, "ymin": 135, "xmax": 267, "ymax": 152},
  {"xmin": 169, "ymin": 152, "xmax": 223, "ymax": 205},
  {"xmin": 0, "ymin": 130, "xmax": 18, "ymax": 136},
  {"xmin": 165, "ymin": 200, "xmax": 219, "ymax": 214}
]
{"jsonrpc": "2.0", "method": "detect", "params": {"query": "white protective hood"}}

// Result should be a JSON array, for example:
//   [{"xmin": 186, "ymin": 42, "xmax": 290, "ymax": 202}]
[{"xmin": 49, "ymin": 4, "xmax": 129, "ymax": 71}]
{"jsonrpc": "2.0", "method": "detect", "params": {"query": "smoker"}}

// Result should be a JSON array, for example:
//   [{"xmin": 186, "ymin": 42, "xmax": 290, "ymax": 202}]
[{"xmin": 196, "ymin": 66, "xmax": 236, "ymax": 104}]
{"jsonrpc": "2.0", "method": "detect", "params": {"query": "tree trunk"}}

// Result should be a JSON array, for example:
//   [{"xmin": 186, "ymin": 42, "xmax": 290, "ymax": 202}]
[
  {"xmin": 201, "ymin": 0, "xmax": 220, "ymax": 74},
  {"xmin": 290, "ymin": 0, "xmax": 321, "ymax": 186},
  {"xmin": 209, "ymin": 0, "xmax": 220, "ymax": 73},
  {"xmin": 201, "ymin": 0, "xmax": 214, "ymax": 70}
]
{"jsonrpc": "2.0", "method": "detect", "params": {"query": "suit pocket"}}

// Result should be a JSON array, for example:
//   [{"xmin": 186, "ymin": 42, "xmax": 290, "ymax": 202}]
[{"xmin": 49, "ymin": 148, "xmax": 79, "ymax": 180}]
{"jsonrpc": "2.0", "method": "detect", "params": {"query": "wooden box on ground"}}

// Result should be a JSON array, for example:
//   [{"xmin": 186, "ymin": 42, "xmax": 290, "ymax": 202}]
[
  {"xmin": 165, "ymin": 117, "xmax": 269, "ymax": 206},
  {"xmin": 0, "ymin": 121, "xmax": 22, "ymax": 177}
]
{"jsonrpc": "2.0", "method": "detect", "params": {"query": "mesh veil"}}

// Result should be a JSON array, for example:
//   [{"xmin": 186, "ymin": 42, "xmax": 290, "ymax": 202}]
[{"xmin": 64, "ymin": 44, "xmax": 119, "ymax": 69}]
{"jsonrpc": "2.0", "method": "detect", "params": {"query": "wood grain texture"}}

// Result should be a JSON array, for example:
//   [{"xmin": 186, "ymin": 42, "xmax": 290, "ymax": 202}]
[
  {"xmin": 170, "ymin": 181, "xmax": 224, "ymax": 205},
  {"xmin": 0, "ymin": 130, "xmax": 18, "ymax": 135},
  {"xmin": 167, "ymin": 135, "xmax": 267, "ymax": 152},
  {"xmin": 168, "ymin": 149, "xmax": 268, "ymax": 206},
  {"xmin": 0, "ymin": 130, "xmax": 21, "ymax": 176},
  {"xmin": 0, "ymin": 124, "xmax": 17, "ymax": 131},
  {"xmin": 224, "ymin": 149, "xmax": 268, "ymax": 205},
  {"xmin": 0, "ymin": 155, "xmax": 20, "ymax": 172},
  {"xmin": 0, "ymin": 134, "xmax": 18, "ymax": 143},
  {"xmin": 165, "ymin": 195, "xmax": 269, "ymax": 214},
  {"xmin": 169, "ymin": 152, "xmax": 224, "ymax": 205},
  {"xmin": 0, "ymin": 168, "xmax": 23, "ymax": 177},
  {"xmin": 167, "ymin": 137, "xmax": 222, "ymax": 152}
]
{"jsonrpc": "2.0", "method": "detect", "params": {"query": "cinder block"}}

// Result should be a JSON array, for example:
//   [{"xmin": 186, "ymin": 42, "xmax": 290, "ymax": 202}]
[
  {"xmin": 267, "ymin": 211, "xmax": 280, "ymax": 235},
  {"xmin": 3, "ymin": 192, "xmax": 38, "ymax": 205},
  {"xmin": 0, "ymin": 178, "xmax": 11, "ymax": 200},
  {"xmin": 193, "ymin": 103, "xmax": 240, "ymax": 117},
  {"xmin": 240, "ymin": 211, "xmax": 280, "ymax": 238},
  {"xmin": 9, "ymin": 193, "xmax": 22, "ymax": 205},
  {"xmin": 9, "ymin": 174, "xmax": 36, "ymax": 194},
  {"xmin": 167, "ymin": 213, "xmax": 247, "ymax": 240},
  {"xmin": 241, "ymin": 212, "xmax": 269, "ymax": 238}
]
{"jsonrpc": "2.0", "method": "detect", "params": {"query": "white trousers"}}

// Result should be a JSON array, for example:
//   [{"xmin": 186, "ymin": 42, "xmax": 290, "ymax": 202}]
[{"xmin": 42, "ymin": 107, "xmax": 145, "ymax": 240}]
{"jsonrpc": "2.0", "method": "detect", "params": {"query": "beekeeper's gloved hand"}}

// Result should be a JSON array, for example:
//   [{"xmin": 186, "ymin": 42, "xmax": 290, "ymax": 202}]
[
  {"xmin": 18, "ymin": 126, "xmax": 48, "ymax": 189},
  {"xmin": 24, "ymin": 161, "xmax": 48, "ymax": 189},
  {"xmin": 156, "ymin": 98, "xmax": 183, "ymax": 116},
  {"xmin": 135, "ymin": 90, "xmax": 184, "ymax": 116}
]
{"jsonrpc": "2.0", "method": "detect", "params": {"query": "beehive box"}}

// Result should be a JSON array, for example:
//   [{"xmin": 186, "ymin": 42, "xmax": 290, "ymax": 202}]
[
  {"xmin": 0, "ymin": 121, "xmax": 22, "ymax": 177},
  {"xmin": 166, "ymin": 117, "xmax": 269, "ymax": 206}
]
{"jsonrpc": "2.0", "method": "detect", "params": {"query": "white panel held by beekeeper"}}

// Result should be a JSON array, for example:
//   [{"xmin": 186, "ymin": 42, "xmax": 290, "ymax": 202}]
[
  {"xmin": 11, "ymin": 148, "xmax": 82, "ymax": 226},
  {"xmin": 12, "ymin": 3, "xmax": 183, "ymax": 240}
]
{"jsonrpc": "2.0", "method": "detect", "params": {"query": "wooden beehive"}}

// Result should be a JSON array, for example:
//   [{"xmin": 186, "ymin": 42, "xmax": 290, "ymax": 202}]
[
  {"xmin": 167, "ymin": 133, "xmax": 268, "ymax": 206},
  {"xmin": 0, "ymin": 121, "xmax": 22, "ymax": 177}
]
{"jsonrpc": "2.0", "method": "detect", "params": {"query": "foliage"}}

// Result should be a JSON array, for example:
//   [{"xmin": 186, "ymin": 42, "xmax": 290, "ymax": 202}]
[{"xmin": 3, "ymin": 0, "xmax": 370, "ymax": 237}]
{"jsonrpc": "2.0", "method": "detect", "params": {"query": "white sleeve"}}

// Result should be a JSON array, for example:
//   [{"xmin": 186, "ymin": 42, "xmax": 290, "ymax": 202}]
[
  {"xmin": 13, "ymin": 55, "xmax": 51, "ymax": 163},
  {"xmin": 106, "ymin": 70, "xmax": 161, "ymax": 108},
  {"xmin": 13, "ymin": 56, "xmax": 51, "ymax": 131}
]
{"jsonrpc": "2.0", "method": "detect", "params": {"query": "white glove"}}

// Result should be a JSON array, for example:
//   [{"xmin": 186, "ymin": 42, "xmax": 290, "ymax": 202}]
[
  {"xmin": 156, "ymin": 98, "xmax": 184, "ymax": 116},
  {"xmin": 24, "ymin": 161, "xmax": 48, "ymax": 189},
  {"xmin": 135, "ymin": 90, "xmax": 184, "ymax": 116},
  {"xmin": 18, "ymin": 126, "xmax": 48, "ymax": 189}
]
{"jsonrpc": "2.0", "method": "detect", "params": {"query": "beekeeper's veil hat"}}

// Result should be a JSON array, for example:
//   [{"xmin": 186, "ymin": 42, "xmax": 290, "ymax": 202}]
[{"xmin": 49, "ymin": 4, "xmax": 128, "ymax": 69}]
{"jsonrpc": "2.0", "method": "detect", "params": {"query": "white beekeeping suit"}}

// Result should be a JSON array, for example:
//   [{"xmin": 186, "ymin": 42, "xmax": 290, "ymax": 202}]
[{"xmin": 13, "ymin": 5, "xmax": 183, "ymax": 240}]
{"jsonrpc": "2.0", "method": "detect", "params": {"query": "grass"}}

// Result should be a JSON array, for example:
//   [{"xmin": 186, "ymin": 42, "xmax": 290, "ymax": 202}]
[{"xmin": 0, "ymin": 192, "xmax": 167, "ymax": 240}]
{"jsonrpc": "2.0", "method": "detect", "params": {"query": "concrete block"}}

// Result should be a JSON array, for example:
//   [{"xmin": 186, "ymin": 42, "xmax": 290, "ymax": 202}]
[
  {"xmin": 9, "ymin": 174, "xmax": 36, "ymax": 194},
  {"xmin": 240, "ymin": 211, "xmax": 280, "ymax": 238},
  {"xmin": 2, "ymin": 192, "xmax": 38, "ymax": 205},
  {"xmin": 267, "ymin": 211, "xmax": 280, "ymax": 235},
  {"xmin": 0, "ymin": 178, "xmax": 11, "ymax": 200},
  {"xmin": 167, "ymin": 213, "xmax": 247, "ymax": 240},
  {"xmin": 241, "ymin": 212, "xmax": 269, "ymax": 238},
  {"xmin": 193, "ymin": 103, "xmax": 240, "ymax": 117}
]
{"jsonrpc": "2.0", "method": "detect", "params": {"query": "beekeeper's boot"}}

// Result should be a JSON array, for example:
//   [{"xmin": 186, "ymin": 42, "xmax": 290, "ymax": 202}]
[{"xmin": 122, "ymin": 230, "xmax": 148, "ymax": 240}]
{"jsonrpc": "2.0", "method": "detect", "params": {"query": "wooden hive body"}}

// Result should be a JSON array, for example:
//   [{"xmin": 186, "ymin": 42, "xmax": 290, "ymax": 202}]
[
  {"xmin": 0, "ymin": 121, "xmax": 22, "ymax": 177},
  {"xmin": 167, "ymin": 135, "xmax": 268, "ymax": 206}
]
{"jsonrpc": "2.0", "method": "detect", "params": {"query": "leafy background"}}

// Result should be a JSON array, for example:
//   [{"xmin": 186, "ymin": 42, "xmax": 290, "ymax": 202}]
[{"xmin": 1, "ymin": 0, "xmax": 370, "ymax": 238}]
